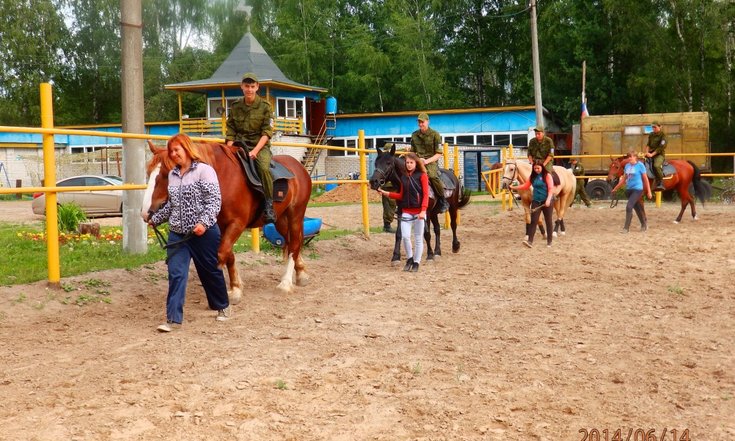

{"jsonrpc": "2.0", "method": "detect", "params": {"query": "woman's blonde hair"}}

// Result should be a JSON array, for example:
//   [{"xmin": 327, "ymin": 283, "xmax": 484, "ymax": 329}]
[{"xmin": 404, "ymin": 152, "xmax": 427, "ymax": 173}]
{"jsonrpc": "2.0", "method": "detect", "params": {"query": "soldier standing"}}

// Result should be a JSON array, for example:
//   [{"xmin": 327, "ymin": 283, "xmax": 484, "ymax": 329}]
[
  {"xmin": 645, "ymin": 121, "xmax": 667, "ymax": 191},
  {"xmin": 226, "ymin": 72, "xmax": 277, "ymax": 224},
  {"xmin": 569, "ymin": 158, "xmax": 592, "ymax": 207}
]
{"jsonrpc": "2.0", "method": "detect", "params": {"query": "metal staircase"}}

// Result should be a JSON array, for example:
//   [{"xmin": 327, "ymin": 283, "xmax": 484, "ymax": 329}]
[{"xmin": 302, "ymin": 115, "xmax": 336, "ymax": 176}]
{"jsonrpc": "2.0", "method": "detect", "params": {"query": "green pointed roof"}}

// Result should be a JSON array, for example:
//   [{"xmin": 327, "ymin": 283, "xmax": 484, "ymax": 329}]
[{"xmin": 165, "ymin": 32, "xmax": 326, "ymax": 93}]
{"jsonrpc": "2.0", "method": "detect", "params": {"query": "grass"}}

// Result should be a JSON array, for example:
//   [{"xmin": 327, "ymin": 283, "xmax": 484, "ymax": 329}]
[
  {"xmin": 667, "ymin": 284, "xmax": 685, "ymax": 295},
  {"xmin": 0, "ymin": 221, "xmax": 359, "ymax": 287}
]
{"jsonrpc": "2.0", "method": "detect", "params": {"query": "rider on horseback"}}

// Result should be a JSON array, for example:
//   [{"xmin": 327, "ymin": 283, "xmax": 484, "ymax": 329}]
[
  {"xmin": 645, "ymin": 121, "xmax": 667, "ymax": 191},
  {"xmin": 410, "ymin": 112, "xmax": 449, "ymax": 213},
  {"xmin": 226, "ymin": 72, "xmax": 277, "ymax": 224}
]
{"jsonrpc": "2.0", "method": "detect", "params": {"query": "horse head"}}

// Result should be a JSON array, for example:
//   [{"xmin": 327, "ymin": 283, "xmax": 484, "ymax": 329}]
[
  {"xmin": 606, "ymin": 156, "xmax": 627, "ymax": 186},
  {"xmin": 369, "ymin": 144, "xmax": 399, "ymax": 190},
  {"xmin": 500, "ymin": 159, "xmax": 518, "ymax": 190},
  {"xmin": 141, "ymin": 140, "xmax": 173, "ymax": 219}
]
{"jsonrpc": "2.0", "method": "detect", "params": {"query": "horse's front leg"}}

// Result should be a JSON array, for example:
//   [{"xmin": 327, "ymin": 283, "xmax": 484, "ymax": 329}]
[
  {"xmin": 424, "ymin": 214, "xmax": 435, "ymax": 261},
  {"xmin": 391, "ymin": 220, "xmax": 402, "ymax": 264},
  {"xmin": 432, "ymin": 213, "xmax": 442, "ymax": 257},
  {"xmin": 219, "ymin": 223, "xmax": 245, "ymax": 304}
]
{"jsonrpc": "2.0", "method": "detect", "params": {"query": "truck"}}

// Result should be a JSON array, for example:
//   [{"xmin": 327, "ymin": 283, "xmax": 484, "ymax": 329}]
[{"xmin": 572, "ymin": 112, "xmax": 710, "ymax": 199}]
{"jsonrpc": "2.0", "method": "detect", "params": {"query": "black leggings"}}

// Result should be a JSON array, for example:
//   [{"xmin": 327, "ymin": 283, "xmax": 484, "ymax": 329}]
[
  {"xmin": 529, "ymin": 200, "xmax": 554, "ymax": 245},
  {"xmin": 625, "ymin": 189, "xmax": 646, "ymax": 227}
]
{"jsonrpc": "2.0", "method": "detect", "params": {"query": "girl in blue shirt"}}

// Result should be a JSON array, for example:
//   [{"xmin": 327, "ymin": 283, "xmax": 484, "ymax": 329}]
[
  {"xmin": 511, "ymin": 160, "xmax": 555, "ymax": 248},
  {"xmin": 611, "ymin": 150, "xmax": 652, "ymax": 233}
]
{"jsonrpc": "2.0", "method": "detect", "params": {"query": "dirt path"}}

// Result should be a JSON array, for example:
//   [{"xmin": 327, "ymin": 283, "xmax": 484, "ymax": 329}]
[{"xmin": 1, "ymin": 199, "xmax": 733, "ymax": 440}]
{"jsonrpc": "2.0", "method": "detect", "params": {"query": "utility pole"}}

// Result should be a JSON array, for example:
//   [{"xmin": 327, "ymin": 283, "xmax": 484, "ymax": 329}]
[
  {"xmin": 120, "ymin": 0, "xmax": 147, "ymax": 254},
  {"xmin": 530, "ymin": 0, "xmax": 544, "ymax": 128}
]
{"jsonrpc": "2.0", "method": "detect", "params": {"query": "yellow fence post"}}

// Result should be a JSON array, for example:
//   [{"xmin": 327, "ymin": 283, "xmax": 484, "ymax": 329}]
[
  {"xmin": 40, "ymin": 83, "xmax": 60, "ymax": 287},
  {"xmin": 453, "ymin": 144, "xmax": 461, "ymax": 225},
  {"xmin": 359, "ymin": 130, "xmax": 370, "ymax": 237},
  {"xmin": 443, "ymin": 142, "xmax": 450, "ymax": 228}
]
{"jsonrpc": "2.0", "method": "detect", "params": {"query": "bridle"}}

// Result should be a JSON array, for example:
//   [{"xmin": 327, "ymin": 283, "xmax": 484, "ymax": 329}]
[{"xmin": 373, "ymin": 156, "xmax": 398, "ymax": 187}]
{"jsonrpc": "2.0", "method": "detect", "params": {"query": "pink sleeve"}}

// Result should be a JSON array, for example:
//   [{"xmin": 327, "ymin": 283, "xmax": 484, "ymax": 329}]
[
  {"xmin": 545, "ymin": 174, "xmax": 554, "ymax": 191},
  {"xmin": 421, "ymin": 173, "xmax": 430, "ymax": 211},
  {"xmin": 516, "ymin": 179, "xmax": 531, "ymax": 191}
]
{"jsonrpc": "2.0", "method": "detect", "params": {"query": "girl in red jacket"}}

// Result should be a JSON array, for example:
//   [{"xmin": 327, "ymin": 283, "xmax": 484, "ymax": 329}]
[{"xmin": 377, "ymin": 152, "xmax": 429, "ymax": 272}]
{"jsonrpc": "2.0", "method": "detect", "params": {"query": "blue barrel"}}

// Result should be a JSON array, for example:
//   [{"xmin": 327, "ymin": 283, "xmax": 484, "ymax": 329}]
[
  {"xmin": 325, "ymin": 177, "xmax": 338, "ymax": 191},
  {"xmin": 326, "ymin": 96, "xmax": 337, "ymax": 114}
]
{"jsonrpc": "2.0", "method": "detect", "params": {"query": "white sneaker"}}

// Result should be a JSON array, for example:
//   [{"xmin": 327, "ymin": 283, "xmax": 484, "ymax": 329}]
[
  {"xmin": 522, "ymin": 239, "xmax": 533, "ymax": 248},
  {"xmin": 157, "ymin": 321, "xmax": 179, "ymax": 332},
  {"xmin": 216, "ymin": 307, "xmax": 231, "ymax": 322}
]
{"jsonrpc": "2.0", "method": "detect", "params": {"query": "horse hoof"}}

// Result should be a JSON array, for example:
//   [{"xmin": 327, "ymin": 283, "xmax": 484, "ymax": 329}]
[
  {"xmin": 673, "ymin": 220, "xmax": 680, "ymax": 224},
  {"xmin": 560, "ymin": 231, "xmax": 566, "ymax": 236},
  {"xmin": 228, "ymin": 288, "xmax": 243, "ymax": 305},
  {"xmin": 693, "ymin": 216, "xmax": 699, "ymax": 221},
  {"xmin": 391, "ymin": 259, "xmax": 402, "ymax": 267},
  {"xmin": 296, "ymin": 272, "xmax": 310, "ymax": 287},
  {"xmin": 276, "ymin": 280, "xmax": 294, "ymax": 293},
  {"xmin": 452, "ymin": 244, "xmax": 460, "ymax": 253},
  {"xmin": 552, "ymin": 232, "xmax": 558, "ymax": 238}
]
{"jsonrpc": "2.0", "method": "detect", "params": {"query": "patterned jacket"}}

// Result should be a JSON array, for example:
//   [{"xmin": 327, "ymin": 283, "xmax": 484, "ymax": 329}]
[{"xmin": 150, "ymin": 161, "xmax": 222, "ymax": 234}]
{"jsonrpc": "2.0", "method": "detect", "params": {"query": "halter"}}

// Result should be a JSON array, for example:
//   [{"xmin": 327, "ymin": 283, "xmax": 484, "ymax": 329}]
[
  {"xmin": 373, "ymin": 156, "xmax": 398, "ymax": 187},
  {"xmin": 500, "ymin": 160, "xmax": 518, "ymax": 187}
]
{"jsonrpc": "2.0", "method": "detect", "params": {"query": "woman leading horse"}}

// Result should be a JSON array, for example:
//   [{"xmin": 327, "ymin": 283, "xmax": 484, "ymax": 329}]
[
  {"xmin": 142, "ymin": 137, "xmax": 312, "ymax": 301},
  {"xmin": 607, "ymin": 155, "xmax": 705, "ymax": 223}
]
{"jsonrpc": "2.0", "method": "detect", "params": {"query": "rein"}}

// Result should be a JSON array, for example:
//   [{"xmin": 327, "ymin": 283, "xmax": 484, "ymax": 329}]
[{"xmin": 148, "ymin": 210, "xmax": 195, "ymax": 263}]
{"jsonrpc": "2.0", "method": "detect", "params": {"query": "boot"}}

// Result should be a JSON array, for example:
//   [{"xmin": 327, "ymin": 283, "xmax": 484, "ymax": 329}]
[
  {"xmin": 436, "ymin": 195, "xmax": 449, "ymax": 213},
  {"xmin": 410, "ymin": 262, "xmax": 420, "ymax": 272},
  {"xmin": 403, "ymin": 257, "xmax": 414, "ymax": 272},
  {"xmin": 383, "ymin": 221, "xmax": 395, "ymax": 233},
  {"xmin": 264, "ymin": 199, "xmax": 276, "ymax": 224},
  {"xmin": 620, "ymin": 211, "xmax": 633, "ymax": 233},
  {"xmin": 654, "ymin": 179, "xmax": 665, "ymax": 191}
]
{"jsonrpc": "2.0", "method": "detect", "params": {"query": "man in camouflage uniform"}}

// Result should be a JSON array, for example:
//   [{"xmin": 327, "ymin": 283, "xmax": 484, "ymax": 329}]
[
  {"xmin": 410, "ymin": 112, "xmax": 448, "ymax": 213},
  {"xmin": 645, "ymin": 121, "xmax": 667, "ymax": 191},
  {"xmin": 527, "ymin": 125, "xmax": 555, "ymax": 173},
  {"xmin": 226, "ymin": 72, "xmax": 277, "ymax": 224},
  {"xmin": 569, "ymin": 158, "xmax": 591, "ymax": 207}
]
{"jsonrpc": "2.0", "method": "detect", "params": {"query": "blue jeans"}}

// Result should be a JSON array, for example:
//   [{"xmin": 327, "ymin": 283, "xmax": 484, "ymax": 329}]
[{"xmin": 165, "ymin": 224, "xmax": 229, "ymax": 324}]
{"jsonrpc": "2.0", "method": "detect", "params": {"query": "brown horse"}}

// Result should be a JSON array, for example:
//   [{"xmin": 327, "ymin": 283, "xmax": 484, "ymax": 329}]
[
  {"xmin": 607, "ymin": 157, "xmax": 705, "ymax": 223},
  {"xmin": 142, "ymin": 140, "xmax": 312, "ymax": 301},
  {"xmin": 369, "ymin": 144, "xmax": 471, "ymax": 263}
]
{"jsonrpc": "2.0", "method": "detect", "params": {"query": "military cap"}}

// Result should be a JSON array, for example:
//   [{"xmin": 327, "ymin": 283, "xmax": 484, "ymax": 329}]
[
  {"xmin": 533, "ymin": 125, "xmax": 545, "ymax": 132},
  {"xmin": 417, "ymin": 112, "xmax": 429, "ymax": 122},
  {"xmin": 241, "ymin": 72, "xmax": 259, "ymax": 82},
  {"xmin": 651, "ymin": 121, "xmax": 661, "ymax": 127}
]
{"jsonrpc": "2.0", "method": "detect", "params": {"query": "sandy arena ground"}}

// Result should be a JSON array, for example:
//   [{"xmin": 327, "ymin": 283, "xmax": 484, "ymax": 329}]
[{"xmin": 0, "ymin": 194, "xmax": 733, "ymax": 440}]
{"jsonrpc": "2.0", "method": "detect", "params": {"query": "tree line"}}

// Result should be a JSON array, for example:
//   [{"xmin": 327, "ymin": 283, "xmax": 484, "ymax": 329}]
[{"xmin": 1, "ymin": 0, "xmax": 732, "ymax": 168}]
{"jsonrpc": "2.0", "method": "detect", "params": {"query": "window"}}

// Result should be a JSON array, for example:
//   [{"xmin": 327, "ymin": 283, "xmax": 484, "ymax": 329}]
[
  {"xmin": 476, "ymin": 135, "xmax": 493, "ymax": 145},
  {"xmin": 512, "ymin": 134, "xmax": 529, "ymax": 147},
  {"xmin": 443, "ymin": 136, "xmax": 455, "ymax": 145},
  {"xmin": 494, "ymin": 134, "xmax": 510, "ymax": 146},
  {"xmin": 457, "ymin": 135, "xmax": 474, "ymax": 145},
  {"xmin": 276, "ymin": 98, "xmax": 304, "ymax": 119},
  {"xmin": 208, "ymin": 98, "xmax": 238, "ymax": 119}
]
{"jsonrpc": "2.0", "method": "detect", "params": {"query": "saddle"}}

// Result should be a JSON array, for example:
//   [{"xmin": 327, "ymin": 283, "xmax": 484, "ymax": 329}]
[
  {"xmin": 437, "ymin": 168, "xmax": 457, "ymax": 198},
  {"xmin": 234, "ymin": 142, "xmax": 293, "ymax": 202},
  {"xmin": 644, "ymin": 158, "xmax": 675, "ymax": 180}
]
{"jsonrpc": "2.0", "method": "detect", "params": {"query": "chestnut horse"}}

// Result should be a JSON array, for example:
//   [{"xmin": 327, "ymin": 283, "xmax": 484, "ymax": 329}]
[
  {"xmin": 607, "ymin": 156, "xmax": 705, "ymax": 223},
  {"xmin": 142, "ymin": 140, "xmax": 312, "ymax": 301},
  {"xmin": 500, "ymin": 159, "xmax": 576, "ymax": 239},
  {"xmin": 369, "ymin": 144, "xmax": 471, "ymax": 263}
]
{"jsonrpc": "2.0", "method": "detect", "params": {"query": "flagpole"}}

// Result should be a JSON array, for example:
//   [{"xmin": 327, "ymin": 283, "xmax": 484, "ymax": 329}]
[{"xmin": 582, "ymin": 60, "xmax": 586, "ymax": 105}]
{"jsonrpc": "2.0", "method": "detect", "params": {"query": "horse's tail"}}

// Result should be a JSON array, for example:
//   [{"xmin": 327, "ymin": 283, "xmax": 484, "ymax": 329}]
[
  {"xmin": 458, "ymin": 186, "xmax": 471, "ymax": 209},
  {"xmin": 687, "ymin": 160, "xmax": 707, "ymax": 205}
]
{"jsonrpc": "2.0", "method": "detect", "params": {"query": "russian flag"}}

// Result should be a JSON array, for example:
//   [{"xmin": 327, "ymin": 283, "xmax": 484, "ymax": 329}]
[{"xmin": 581, "ymin": 101, "xmax": 590, "ymax": 119}]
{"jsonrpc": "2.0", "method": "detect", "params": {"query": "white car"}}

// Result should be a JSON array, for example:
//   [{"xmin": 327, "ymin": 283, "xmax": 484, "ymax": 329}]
[{"xmin": 32, "ymin": 175, "xmax": 124, "ymax": 217}]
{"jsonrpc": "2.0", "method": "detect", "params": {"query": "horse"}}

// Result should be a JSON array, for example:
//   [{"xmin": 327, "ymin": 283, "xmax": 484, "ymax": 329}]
[
  {"xmin": 500, "ymin": 159, "xmax": 576, "ymax": 239},
  {"xmin": 607, "ymin": 156, "xmax": 705, "ymax": 223},
  {"xmin": 142, "ymin": 140, "xmax": 312, "ymax": 301},
  {"xmin": 369, "ymin": 144, "xmax": 471, "ymax": 264}
]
